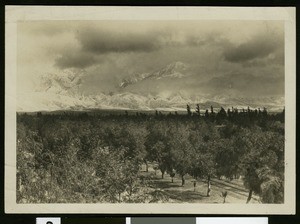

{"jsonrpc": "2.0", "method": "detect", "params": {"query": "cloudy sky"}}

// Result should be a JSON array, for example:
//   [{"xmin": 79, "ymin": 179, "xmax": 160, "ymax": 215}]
[{"xmin": 17, "ymin": 20, "xmax": 284, "ymax": 98}]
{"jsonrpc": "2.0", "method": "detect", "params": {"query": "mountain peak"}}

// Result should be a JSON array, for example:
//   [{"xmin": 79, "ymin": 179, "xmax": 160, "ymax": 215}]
[
  {"xmin": 119, "ymin": 61, "xmax": 189, "ymax": 88},
  {"xmin": 36, "ymin": 69, "xmax": 85, "ymax": 94},
  {"xmin": 166, "ymin": 61, "xmax": 187, "ymax": 70}
]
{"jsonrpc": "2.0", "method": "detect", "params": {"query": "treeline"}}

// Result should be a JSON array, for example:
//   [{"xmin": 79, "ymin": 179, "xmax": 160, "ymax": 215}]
[
  {"xmin": 32, "ymin": 105, "xmax": 285, "ymax": 124},
  {"xmin": 16, "ymin": 108, "xmax": 284, "ymax": 204}
]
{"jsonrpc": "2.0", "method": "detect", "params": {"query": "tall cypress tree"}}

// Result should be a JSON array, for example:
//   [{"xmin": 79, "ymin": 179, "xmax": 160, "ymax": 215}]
[
  {"xmin": 196, "ymin": 104, "xmax": 200, "ymax": 116},
  {"xmin": 187, "ymin": 104, "xmax": 192, "ymax": 116}
]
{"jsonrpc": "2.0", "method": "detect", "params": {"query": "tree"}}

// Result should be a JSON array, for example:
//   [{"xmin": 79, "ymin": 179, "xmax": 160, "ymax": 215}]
[
  {"xmin": 152, "ymin": 141, "xmax": 169, "ymax": 179},
  {"xmin": 205, "ymin": 109, "xmax": 209, "ymax": 118},
  {"xmin": 215, "ymin": 138, "xmax": 241, "ymax": 180},
  {"xmin": 237, "ymin": 129, "xmax": 284, "ymax": 203},
  {"xmin": 146, "ymin": 121, "xmax": 182, "ymax": 179},
  {"xmin": 216, "ymin": 107, "xmax": 227, "ymax": 123},
  {"xmin": 189, "ymin": 126, "xmax": 220, "ymax": 197},
  {"xmin": 210, "ymin": 106, "xmax": 214, "ymax": 114},
  {"xmin": 187, "ymin": 104, "xmax": 192, "ymax": 116},
  {"xmin": 167, "ymin": 124, "xmax": 193, "ymax": 186},
  {"xmin": 244, "ymin": 162, "xmax": 261, "ymax": 203},
  {"xmin": 222, "ymin": 191, "xmax": 228, "ymax": 203},
  {"xmin": 193, "ymin": 150, "xmax": 216, "ymax": 196},
  {"xmin": 262, "ymin": 107, "xmax": 268, "ymax": 117},
  {"xmin": 170, "ymin": 171, "xmax": 175, "ymax": 183},
  {"xmin": 94, "ymin": 146, "xmax": 140, "ymax": 202},
  {"xmin": 256, "ymin": 166, "xmax": 284, "ymax": 203},
  {"xmin": 195, "ymin": 104, "xmax": 200, "ymax": 117}
]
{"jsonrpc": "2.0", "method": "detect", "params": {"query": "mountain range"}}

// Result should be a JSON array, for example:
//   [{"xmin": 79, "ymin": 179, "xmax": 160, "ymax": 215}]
[{"xmin": 17, "ymin": 62, "xmax": 284, "ymax": 112}]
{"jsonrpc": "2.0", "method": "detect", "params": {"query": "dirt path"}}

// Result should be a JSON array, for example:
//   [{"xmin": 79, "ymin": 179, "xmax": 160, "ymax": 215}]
[{"xmin": 142, "ymin": 168, "xmax": 259, "ymax": 204}]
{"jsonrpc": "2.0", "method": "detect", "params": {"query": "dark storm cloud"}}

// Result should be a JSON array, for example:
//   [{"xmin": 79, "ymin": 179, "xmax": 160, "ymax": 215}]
[
  {"xmin": 199, "ymin": 73, "xmax": 284, "ymax": 96},
  {"xmin": 55, "ymin": 26, "xmax": 208, "ymax": 69},
  {"xmin": 76, "ymin": 28, "xmax": 162, "ymax": 54},
  {"xmin": 241, "ymin": 51, "xmax": 284, "ymax": 68},
  {"xmin": 18, "ymin": 20, "xmax": 285, "ymax": 102},
  {"xmin": 55, "ymin": 50, "xmax": 97, "ymax": 69},
  {"xmin": 223, "ymin": 34, "xmax": 283, "ymax": 63}
]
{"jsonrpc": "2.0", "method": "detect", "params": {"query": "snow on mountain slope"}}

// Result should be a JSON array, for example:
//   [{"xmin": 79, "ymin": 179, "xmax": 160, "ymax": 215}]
[
  {"xmin": 17, "ymin": 92, "xmax": 89, "ymax": 112},
  {"xmin": 102, "ymin": 93, "xmax": 150, "ymax": 110},
  {"xmin": 120, "ymin": 61, "xmax": 189, "ymax": 88},
  {"xmin": 36, "ymin": 69, "xmax": 84, "ymax": 94},
  {"xmin": 17, "ymin": 68, "xmax": 284, "ymax": 112},
  {"xmin": 17, "ymin": 90, "xmax": 284, "ymax": 112}
]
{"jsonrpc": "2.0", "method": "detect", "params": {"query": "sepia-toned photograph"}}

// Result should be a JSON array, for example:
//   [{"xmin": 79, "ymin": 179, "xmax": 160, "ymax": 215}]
[{"xmin": 5, "ymin": 6, "xmax": 295, "ymax": 214}]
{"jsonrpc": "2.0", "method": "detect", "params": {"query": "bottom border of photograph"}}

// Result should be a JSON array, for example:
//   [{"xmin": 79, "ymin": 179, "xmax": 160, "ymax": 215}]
[
  {"xmin": 128, "ymin": 217, "xmax": 268, "ymax": 224},
  {"xmin": 35, "ymin": 217, "xmax": 269, "ymax": 224}
]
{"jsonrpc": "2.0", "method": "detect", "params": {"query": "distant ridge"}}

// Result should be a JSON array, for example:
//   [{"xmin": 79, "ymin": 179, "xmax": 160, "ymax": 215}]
[
  {"xmin": 119, "ymin": 61, "xmax": 188, "ymax": 88},
  {"xmin": 17, "ymin": 65, "xmax": 284, "ymax": 112}
]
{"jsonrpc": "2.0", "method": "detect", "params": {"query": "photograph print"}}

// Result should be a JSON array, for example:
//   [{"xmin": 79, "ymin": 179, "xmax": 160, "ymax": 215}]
[{"xmin": 5, "ymin": 7, "xmax": 296, "ymax": 214}]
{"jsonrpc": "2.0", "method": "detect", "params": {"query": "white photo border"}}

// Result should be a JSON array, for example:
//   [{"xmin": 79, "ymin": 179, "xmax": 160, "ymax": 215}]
[{"xmin": 5, "ymin": 6, "xmax": 296, "ymax": 214}]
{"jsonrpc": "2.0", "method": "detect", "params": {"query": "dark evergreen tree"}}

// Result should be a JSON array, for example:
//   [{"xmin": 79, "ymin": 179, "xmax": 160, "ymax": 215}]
[
  {"xmin": 262, "ymin": 107, "xmax": 268, "ymax": 117},
  {"xmin": 205, "ymin": 109, "xmax": 209, "ymax": 118},
  {"xmin": 227, "ymin": 108, "xmax": 232, "ymax": 119},
  {"xmin": 195, "ymin": 104, "xmax": 200, "ymax": 116},
  {"xmin": 187, "ymin": 104, "xmax": 192, "ymax": 116},
  {"xmin": 217, "ymin": 107, "xmax": 227, "ymax": 120}
]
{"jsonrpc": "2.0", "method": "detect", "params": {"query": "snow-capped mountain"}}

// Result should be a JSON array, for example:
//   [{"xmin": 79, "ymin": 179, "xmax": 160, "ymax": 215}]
[
  {"xmin": 17, "ymin": 91, "xmax": 284, "ymax": 113},
  {"xmin": 119, "ymin": 61, "xmax": 188, "ymax": 88},
  {"xmin": 17, "ymin": 66, "xmax": 284, "ymax": 112},
  {"xmin": 36, "ymin": 69, "xmax": 84, "ymax": 95}
]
